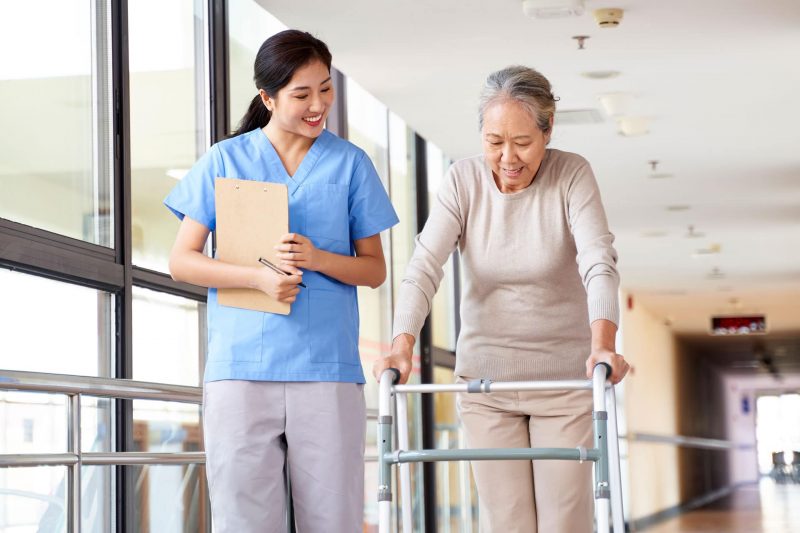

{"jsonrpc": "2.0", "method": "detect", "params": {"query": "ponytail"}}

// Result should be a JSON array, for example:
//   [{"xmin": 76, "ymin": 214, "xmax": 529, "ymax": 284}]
[
  {"xmin": 228, "ymin": 30, "xmax": 332, "ymax": 138},
  {"xmin": 231, "ymin": 94, "xmax": 271, "ymax": 137}
]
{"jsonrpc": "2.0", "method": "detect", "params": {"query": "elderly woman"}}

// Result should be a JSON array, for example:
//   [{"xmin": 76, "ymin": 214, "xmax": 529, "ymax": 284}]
[{"xmin": 373, "ymin": 65, "xmax": 630, "ymax": 532}]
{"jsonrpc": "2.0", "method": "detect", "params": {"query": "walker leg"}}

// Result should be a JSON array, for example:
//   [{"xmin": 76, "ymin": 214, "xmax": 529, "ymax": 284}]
[
  {"xmin": 378, "ymin": 372, "xmax": 396, "ymax": 533},
  {"xmin": 606, "ymin": 386, "xmax": 625, "ymax": 533},
  {"xmin": 592, "ymin": 365, "xmax": 611, "ymax": 533},
  {"xmin": 397, "ymin": 393, "xmax": 413, "ymax": 533}
]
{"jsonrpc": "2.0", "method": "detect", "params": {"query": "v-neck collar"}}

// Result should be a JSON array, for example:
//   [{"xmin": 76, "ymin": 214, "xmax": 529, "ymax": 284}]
[{"xmin": 256, "ymin": 128, "xmax": 330, "ymax": 195}]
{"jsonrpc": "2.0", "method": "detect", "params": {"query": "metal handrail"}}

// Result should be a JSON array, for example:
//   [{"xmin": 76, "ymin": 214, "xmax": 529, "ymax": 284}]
[
  {"xmin": 0, "ymin": 369, "xmax": 202, "ymax": 403},
  {"xmin": 624, "ymin": 432, "xmax": 752, "ymax": 451}
]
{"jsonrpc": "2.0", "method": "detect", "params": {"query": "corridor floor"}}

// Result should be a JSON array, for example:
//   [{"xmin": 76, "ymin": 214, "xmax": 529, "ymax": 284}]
[{"xmin": 642, "ymin": 479, "xmax": 800, "ymax": 533}]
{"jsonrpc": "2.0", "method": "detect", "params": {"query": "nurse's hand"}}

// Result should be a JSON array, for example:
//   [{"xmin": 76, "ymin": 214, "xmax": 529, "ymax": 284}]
[
  {"xmin": 372, "ymin": 333, "xmax": 415, "ymax": 384},
  {"xmin": 275, "ymin": 233, "xmax": 324, "ymax": 271},
  {"xmin": 255, "ymin": 264, "xmax": 303, "ymax": 303}
]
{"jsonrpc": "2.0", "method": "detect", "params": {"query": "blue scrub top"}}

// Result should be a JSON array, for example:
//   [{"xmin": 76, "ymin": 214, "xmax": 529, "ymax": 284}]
[{"xmin": 164, "ymin": 129, "xmax": 399, "ymax": 384}]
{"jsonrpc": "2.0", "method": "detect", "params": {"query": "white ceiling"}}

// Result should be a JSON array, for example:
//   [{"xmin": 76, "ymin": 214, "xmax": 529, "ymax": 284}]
[{"xmin": 259, "ymin": 0, "xmax": 800, "ymax": 334}]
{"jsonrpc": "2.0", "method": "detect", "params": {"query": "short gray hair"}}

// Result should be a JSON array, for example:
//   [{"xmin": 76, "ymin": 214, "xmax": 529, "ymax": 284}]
[{"xmin": 478, "ymin": 66, "xmax": 557, "ymax": 135}]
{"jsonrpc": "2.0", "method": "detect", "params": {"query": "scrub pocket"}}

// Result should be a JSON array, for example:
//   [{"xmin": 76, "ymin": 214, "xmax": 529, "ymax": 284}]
[
  {"xmin": 207, "ymin": 304, "xmax": 264, "ymax": 362},
  {"xmin": 304, "ymin": 183, "xmax": 349, "ymax": 242},
  {"xmin": 309, "ymin": 289, "xmax": 358, "ymax": 365}
]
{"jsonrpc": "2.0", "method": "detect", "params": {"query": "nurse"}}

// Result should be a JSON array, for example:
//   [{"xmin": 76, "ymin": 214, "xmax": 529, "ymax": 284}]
[{"xmin": 165, "ymin": 30, "xmax": 398, "ymax": 533}]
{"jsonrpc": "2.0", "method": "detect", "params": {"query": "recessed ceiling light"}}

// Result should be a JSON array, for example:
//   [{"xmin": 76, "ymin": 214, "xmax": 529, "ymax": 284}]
[
  {"xmin": 649, "ymin": 173, "xmax": 674, "ymax": 179},
  {"xmin": 597, "ymin": 92, "xmax": 633, "ymax": 117},
  {"xmin": 666, "ymin": 205, "xmax": 691, "ymax": 212},
  {"xmin": 641, "ymin": 230, "xmax": 668, "ymax": 238},
  {"xmin": 617, "ymin": 117, "xmax": 650, "ymax": 136},
  {"xmin": 581, "ymin": 70, "xmax": 621, "ymax": 80}
]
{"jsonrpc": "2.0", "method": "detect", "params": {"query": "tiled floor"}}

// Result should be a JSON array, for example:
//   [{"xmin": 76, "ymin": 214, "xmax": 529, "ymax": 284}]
[{"xmin": 641, "ymin": 480, "xmax": 800, "ymax": 533}]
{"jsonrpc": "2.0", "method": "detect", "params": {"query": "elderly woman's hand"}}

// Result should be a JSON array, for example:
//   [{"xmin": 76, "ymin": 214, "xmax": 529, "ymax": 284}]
[
  {"xmin": 372, "ymin": 334, "xmax": 415, "ymax": 384},
  {"xmin": 585, "ymin": 349, "xmax": 630, "ymax": 385}
]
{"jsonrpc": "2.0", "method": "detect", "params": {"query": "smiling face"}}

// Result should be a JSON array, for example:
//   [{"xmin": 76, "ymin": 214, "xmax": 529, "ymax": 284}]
[
  {"xmin": 260, "ymin": 59, "xmax": 334, "ymax": 140},
  {"xmin": 481, "ymin": 98, "xmax": 551, "ymax": 193}
]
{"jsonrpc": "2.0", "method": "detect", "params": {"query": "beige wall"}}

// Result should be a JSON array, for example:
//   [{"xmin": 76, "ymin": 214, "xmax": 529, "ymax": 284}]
[{"xmin": 620, "ymin": 292, "xmax": 681, "ymax": 520}]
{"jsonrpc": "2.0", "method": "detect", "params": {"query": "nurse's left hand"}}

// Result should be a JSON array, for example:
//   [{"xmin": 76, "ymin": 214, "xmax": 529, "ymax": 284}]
[{"xmin": 275, "ymin": 233, "xmax": 324, "ymax": 271}]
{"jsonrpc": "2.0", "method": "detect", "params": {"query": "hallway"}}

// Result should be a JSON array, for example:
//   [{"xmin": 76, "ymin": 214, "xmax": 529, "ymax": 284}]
[{"xmin": 641, "ymin": 480, "xmax": 800, "ymax": 533}]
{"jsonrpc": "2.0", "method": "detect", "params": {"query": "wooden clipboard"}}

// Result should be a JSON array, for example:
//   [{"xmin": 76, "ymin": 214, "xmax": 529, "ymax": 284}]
[{"xmin": 215, "ymin": 177, "xmax": 290, "ymax": 315}]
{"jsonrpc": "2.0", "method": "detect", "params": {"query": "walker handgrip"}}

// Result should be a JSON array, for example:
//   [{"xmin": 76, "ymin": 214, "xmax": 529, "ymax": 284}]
[
  {"xmin": 384, "ymin": 368, "xmax": 401, "ymax": 384},
  {"xmin": 594, "ymin": 362, "xmax": 613, "ymax": 381}
]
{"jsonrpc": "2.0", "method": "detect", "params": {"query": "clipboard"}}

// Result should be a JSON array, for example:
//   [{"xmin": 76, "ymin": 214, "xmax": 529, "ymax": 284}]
[{"xmin": 215, "ymin": 177, "xmax": 290, "ymax": 315}]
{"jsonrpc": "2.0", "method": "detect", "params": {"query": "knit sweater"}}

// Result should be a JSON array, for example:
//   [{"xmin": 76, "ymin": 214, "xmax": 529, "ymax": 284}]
[{"xmin": 392, "ymin": 149, "xmax": 620, "ymax": 381}]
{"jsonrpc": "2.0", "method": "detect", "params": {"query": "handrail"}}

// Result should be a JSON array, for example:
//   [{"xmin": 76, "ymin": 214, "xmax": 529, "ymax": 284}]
[
  {"xmin": 0, "ymin": 369, "xmax": 202, "ymax": 403},
  {"xmin": 624, "ymin": 432, "xmax": 752, "ymax": 451}
]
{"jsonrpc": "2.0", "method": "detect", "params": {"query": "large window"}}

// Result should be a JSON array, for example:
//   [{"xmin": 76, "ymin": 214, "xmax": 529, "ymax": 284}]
[
  {"xmin": 129, "ymin": 0, "xmax": 208, "ymax": 272},
  {"xmin": 227, "ymin": 0, "xmax": 286, "ymax": 133},
  {"xmin": 0, "ymin": 268, "xmax": 113, "ymax": 377},
  {"xmin": 0, "ymin": 0, "xmax": 113, "ymax": 246}
]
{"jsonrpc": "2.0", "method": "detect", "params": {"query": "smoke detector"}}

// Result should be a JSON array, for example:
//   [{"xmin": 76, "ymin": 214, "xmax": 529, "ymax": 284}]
[
  {"xmin": 523, "ymin": 0, "xmax": 585, "ymax": 19},
  {"xmin": 593, "ymin": 8, "xmax": 624, "ymax": 27}
]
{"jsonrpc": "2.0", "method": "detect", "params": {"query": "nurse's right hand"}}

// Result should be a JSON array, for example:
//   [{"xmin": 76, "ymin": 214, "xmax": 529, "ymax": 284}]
[
  {"xmin": 372, "ymin": 333, "xmax": 414, "ymax": 384},
  {"xmin": 255, "ymin": 265, "xmax": 303, "ymax": 303}
]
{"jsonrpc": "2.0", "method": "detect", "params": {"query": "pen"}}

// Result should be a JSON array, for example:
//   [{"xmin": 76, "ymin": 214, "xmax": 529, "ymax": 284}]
[{"xmin": 258, "ymin": 257, "xmax": 306, "ymax": 288}]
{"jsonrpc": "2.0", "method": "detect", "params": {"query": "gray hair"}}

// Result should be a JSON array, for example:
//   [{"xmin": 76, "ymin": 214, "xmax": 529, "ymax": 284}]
[{"xmin": 478, "ymin": 65, "xmax": 557, "ymax": 135}]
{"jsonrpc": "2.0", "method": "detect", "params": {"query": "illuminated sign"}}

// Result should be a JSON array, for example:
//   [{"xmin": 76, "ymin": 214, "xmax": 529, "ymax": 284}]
[{"xmin": 710, "ymin": 315, "xmax": 766, "ymax": 336}]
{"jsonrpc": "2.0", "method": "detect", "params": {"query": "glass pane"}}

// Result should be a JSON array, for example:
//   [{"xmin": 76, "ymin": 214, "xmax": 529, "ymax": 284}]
[
  {"xmin": 0, "ymin": 0, "xmax": 113, "ymax": 246},
  {"xmin": 0, "ymin": 466, "xmax": 67, "ymax": 532},
  {"xmin": 388, "ymin": 113, "xmax": 417, "ymax": 310},
  {"xmin": 132, "ymin": 400, "xmax": 201, "ymax": 453},
  {"xmin": 82, "ymin": 465, "xmax": 115, "ymax": 533},
  {"xmin": 433, "ymin": 366, "xmax": 478, "ymax": 532},
  {"xmin": 227, "ymin": 0, "xmax": 286, "ymax": 133},
  {"xmin": 82, "ymin": 397, "xmax": 113, "ymax": 454},
  {"xmin": 130, "ymin": 0, "xmax": 207, "ymax": 272},
  {"xmin": 346, "ymin": 77, "xmax": 392, "ymax": 392},
  {"xmin": 0, "ymin": 268, "xmax": 113, "ymax": 377},
  {"xmin": 130, "ymin": 464, "xmax": 208, "ymax": 533},
  {"xmin": 132, "ymin": 287, "xmax": 200, "ymax": 387},
  {"xmin": 0, "ymin": 392, "xmax": 67, "ymax": 455},
  {"xmin": 427, "ymin": 142, "xmax": 457, "ymax": 351}
]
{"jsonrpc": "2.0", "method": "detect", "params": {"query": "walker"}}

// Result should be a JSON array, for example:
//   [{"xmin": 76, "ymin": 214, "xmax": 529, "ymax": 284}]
[{"xmin": 377, "ymin": 364, "xmax": 625, "ymax": 532}]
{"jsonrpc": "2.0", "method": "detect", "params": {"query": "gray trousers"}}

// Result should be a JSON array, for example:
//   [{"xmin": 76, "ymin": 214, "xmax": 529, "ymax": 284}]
[{"xmin": 203, "ymin": 380, "xmax": 366, "ymax": 533}]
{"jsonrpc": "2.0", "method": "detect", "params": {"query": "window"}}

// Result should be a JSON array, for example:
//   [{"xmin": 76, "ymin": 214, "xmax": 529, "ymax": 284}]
[
  {"xmin": 129, "ymin": 0, "xmax": 208, "ymax": 272},
  {"xmin": 227, "ymin": 0, "xmax": 287, "ymax": 133},
  {"xmin": 0, "ymin": 0, "xmax": 113, "ymax": 246},
  {"xmin": 0, "ymin": 268, "xmax": 113, "ymax": 377}
]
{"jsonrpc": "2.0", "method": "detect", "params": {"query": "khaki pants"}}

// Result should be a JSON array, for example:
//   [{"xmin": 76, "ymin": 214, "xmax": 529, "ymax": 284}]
[
  {"xmin": 203, "ymin": 380, "xmax": 366, "ymax": 533},
  {"xmin": 457, "ymin": 382, "xmax": 594, "ymax": 533}
]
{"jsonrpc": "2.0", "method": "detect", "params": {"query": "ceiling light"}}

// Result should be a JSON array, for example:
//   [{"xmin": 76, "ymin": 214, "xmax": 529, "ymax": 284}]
[
  {"xmin": 640, "ymin": 230, "xmax": 668, "ymax": 238},
  {"xmin": 617, "ymin": 116, "xmax": 650, "ymax": 136},
  {"xmin": 649, "ymin": 173, "xmax": 674, "ymax": 179},
  {"xmin": 593, "ymin": 7, "xmax": 624, "ymax": 27},
  {"xmin": 522, "ymin": 0, "xmax": 585, "ymax": 18},
  {"xmin": 666, "ymin": 205, "xmax": 691, "ymax": 212},
  {"xmin": 581, "ymin": 70, "xmax": 621, "ymax": 80},
  {"xmin": 166, "ymin": 168, "xmax": 189, "ymax": 180},
  {"xmin": 685, "ymin": 225, "xmax": 706, "ymax": 238},
  {"xmin": 597, "ymin": 92, "xmax": 633, "ymax": 117}
]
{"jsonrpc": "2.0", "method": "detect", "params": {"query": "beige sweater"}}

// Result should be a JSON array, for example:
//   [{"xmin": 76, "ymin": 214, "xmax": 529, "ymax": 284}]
[{"xmin": 392, "ymin": 149, "xmax": 620, "ymax": 381}]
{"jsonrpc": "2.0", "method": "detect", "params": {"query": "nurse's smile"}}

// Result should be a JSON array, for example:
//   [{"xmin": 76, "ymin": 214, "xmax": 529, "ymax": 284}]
[{"xmin": 303, "ymin": 114, "xmax": 323, "ymax": 127}]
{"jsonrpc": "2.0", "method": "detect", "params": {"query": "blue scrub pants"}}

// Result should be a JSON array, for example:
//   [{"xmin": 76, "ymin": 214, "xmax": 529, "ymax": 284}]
[{"xmin": 203, "ymin": 380, "xmax": 366, "ymax": 533}]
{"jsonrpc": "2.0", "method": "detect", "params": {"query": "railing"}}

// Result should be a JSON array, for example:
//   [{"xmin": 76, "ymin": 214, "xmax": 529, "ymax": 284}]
[{"xmin": 1, "ymin": 369, "xmax": 751, "ymax": 533}]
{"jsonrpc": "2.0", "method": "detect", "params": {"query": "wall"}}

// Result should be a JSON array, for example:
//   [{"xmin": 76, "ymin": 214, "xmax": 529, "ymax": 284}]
[{"xmin": 619, "ymin": 293, "xmax": 682, "ymax": 520}]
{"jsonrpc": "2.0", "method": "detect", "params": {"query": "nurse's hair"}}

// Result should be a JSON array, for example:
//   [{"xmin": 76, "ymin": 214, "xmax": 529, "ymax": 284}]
[
  {"xmin": 231, "ymin": 30, "xmax": 332, "ymax": 137},
  {"xmin": 478, "ymin": 66, "xmax": 557, "ymax": 139}
]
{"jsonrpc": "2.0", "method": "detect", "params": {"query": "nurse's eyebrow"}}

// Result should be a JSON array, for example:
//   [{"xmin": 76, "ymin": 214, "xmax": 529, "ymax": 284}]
[{"xmin": 289, "ymin": 77, "xmax": 332, "ymax": 91}]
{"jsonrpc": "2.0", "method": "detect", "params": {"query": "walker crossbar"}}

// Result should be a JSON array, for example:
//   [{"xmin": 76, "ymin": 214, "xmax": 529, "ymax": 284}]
[
  {"xmin": 388, "ymin": 447, "xmax": 602, "ymax": 463},
  {"xmin": 377, "ymin": 364, "xmax": 625, "ymax": 533}
]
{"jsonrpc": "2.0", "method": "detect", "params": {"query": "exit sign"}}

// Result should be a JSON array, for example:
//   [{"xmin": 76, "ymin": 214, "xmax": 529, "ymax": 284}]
[{"xmin": 710, "ymin": 315, "xmax": 766, "ymax": 335}]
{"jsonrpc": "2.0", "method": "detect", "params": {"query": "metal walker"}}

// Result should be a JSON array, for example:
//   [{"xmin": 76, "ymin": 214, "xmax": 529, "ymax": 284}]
[{"xmin": 377, "ymin": 364, "xmax": 625, "ymax": 532}]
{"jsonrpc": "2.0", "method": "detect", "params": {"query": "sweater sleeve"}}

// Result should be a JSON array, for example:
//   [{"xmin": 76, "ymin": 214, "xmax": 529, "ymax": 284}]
[
  {"xmin": 566, "ymin": 162, "xmax": 621, "ymax": 326},
  {"xmin": 392, "ymin": 165, "xmax": 464, "ymax": 340}
]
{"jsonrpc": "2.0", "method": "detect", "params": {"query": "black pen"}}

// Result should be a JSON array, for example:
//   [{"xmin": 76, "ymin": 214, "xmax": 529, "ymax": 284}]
[{"xmin": 258, "ymin": 257, "xmax": 306, "ymax": 288}]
